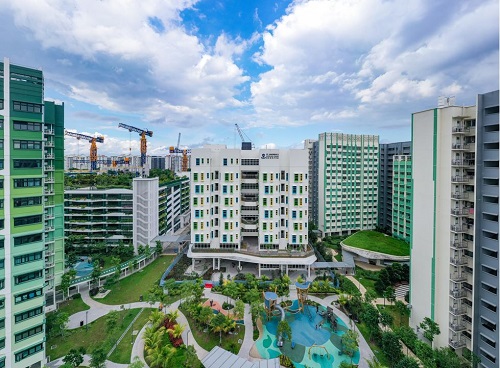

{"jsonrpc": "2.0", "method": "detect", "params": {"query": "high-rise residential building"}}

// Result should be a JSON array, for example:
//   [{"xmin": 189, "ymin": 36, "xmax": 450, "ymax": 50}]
[
  {"xmin": 149, "ymin": 155, "xmax": 166, "ymax": 170},
  {"xmin": 304, "ymin": 139, "xmax": 319, "ymax": 224},
  {"xmin": 317, "ymin": 133, "xmax": 379, "ymax": 237},
  {"xmin": 187, "ymin": 146, "xmax": 316, "ymax": 277},
  {"xmin": 65, "ymin": 177, "xmax": 190, "ymax": 253},
  {"xmin": 410, "ymin": 91, "xmax": 499, "ymax": 367},
  {"xmin": 378, "ymin": 141, "xmax": 411, "ymax": 233},
  {"xmin": 0, "ymin": 58, "xmax": 65, "ymax": 368},
  {"xmin": 392, "ymin": 155, "xmax": 412, "ymax": 242}
]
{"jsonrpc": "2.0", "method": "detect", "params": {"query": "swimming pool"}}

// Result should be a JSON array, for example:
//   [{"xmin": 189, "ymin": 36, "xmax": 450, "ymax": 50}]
[
  {"xmin": 255, "ymin": 302, "xmax": 360, "ymax": 367},
  {"xmin": 74, "ymin": 261, "xmax": 94, "ymax": 277}
]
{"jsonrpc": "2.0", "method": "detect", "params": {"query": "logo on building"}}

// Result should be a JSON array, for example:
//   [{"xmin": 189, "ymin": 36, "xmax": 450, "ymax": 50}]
[{"xmin": 261, "ymin": 153, "xmax": 279, "ymax": 159}]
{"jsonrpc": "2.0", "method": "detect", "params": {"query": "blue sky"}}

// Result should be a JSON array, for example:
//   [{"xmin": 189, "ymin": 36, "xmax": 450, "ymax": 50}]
[{"xmin": 0, "ymin": 0, "xmax": 498, "ymax": 155}]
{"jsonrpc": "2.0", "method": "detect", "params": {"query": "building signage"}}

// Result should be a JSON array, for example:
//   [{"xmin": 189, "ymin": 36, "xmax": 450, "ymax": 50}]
[{"xmin": 261, "ymin": 153, "xmax": 279, "ymax": 159}]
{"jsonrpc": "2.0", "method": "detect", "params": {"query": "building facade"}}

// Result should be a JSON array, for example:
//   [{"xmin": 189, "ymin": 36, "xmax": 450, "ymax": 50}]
[
  {"xmin": 317, "ymin": 133, "xmax": 379, "ymax": 237},
  {"xmin": 392, "ymin": 155, "xmax": 412, "ymax": 242},
  {"xmin": 0, "ymin": 58, "xmax": 65, "ymax": 368},
  {"xmin": 65, "ymin": 177, "xmax": 190, "ymax": 253},
  {"xmin": 410, "ymin": 91, "xmax": 499, "ymax": 367},
  {"xmin": 378, "ymin": 141, "xmax": 411, "ymax": 233},
  {"xmin": 304, "ymin": 139, "xmax": 319, "ymax": 225},
  {"xmin": 187, "ymin": 146, "xmax": 316, "ymax": 277}
]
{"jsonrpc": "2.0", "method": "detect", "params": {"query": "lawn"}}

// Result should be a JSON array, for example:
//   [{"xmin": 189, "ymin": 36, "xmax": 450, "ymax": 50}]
[
  {"xmin": 57, "ymin": 297, "xmax": 90, "ymax": 316},
  {"xmin": 97, "ymin": 255, "xmax": 175, "ymax": 305},
  {"xmin": 343, "ymin": 231, "xmax": 410, "ymax": 256},
  {"xmin": 356, "ymin": 322, "xmax": 391, "ymax": 367},
  {"xmin": 47, "ymin": 308, "xmax": 141, "ymax": 360},
  {"xmin": 108, "ymin": 308, "xmax": 154, "ymax": 364},
  {"xmin": 179, "ymin": 304, "xmax": 245, "ymax": 354},
  {"xmin": 376, "ymin": 304, "xmax": 409, "ymax": 328}
]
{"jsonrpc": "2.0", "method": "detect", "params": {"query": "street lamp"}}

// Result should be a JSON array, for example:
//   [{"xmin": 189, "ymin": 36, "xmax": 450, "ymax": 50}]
[{"xmin": 85, "ymin": 311, "xmax": 89, "ymax": 331}]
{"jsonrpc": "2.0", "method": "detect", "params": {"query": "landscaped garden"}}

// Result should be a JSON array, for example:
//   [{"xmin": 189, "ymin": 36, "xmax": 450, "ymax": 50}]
[
  {"xmin": 95, "ymin": 255, "xmax": 175, "ymax": 305},
  {"xmin": 56, "ymin": 294, "xmax": 90, "ymax": 316},
  {"xmin": 342, "ymin": 230, "xmax": 410, "ymax": 256}
]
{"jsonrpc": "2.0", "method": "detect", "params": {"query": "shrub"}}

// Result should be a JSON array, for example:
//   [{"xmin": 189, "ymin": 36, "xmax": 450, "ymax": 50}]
[
  {"xmin": 72, "ymin": 293, "xmax": 82, "ymax": 299},
  {"xmin": 279, "ymin": 354, "xmax": 294, "ymax": 368},
  {"xmin": 222, "ymin": 302, "xmax": 234, "ymax": 310}
]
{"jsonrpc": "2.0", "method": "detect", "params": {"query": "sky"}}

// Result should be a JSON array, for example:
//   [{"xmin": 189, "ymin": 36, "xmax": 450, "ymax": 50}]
[{"xmin": 0, "ymin": 0, "xmax": 498, "ymax": 156}]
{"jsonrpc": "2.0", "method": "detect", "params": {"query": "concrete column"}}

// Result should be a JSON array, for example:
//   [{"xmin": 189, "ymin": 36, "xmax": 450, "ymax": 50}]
[
  {"xmin": 192, "ymin": 257, "xmax": 195, "ymax": 272},
  {"xmin": 308, "ymin": 265, "xmax": 311, "ymax": 278},
  {"xmin": 258, "ymin": 263, "xmax": 261, "ymax": 278},
  {"xmin": 286, "ymin": 264, "xmax": 289, "ymax": 276}
]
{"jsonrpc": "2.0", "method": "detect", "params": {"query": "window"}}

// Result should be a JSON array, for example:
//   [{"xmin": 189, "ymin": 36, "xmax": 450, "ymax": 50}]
[
  {"xmin": 13, "ymin": 120, "xmax": 42, "ymax": 131},
  {"xmin": 15, "ymin": 288, "xmax": 43, "ymax": 304},
  {"xmin": 13, "ymin": 101, "xmax": 43, "ymax": 114},
  {"xmin": 223, "ymin": 158, "xmax": 227, "ymax": 166},
  {"xmin": 195, "ymin": 158, "xmax": 200, "ymax": 166},
  {"xmin": 13, "ymin": 178, "xmax": 42, "ymax": 187},
  {"xmin": 15, "ymin": 324, "xmax": 44, "ymax": 343},
  {"xmin": 15, "ymin": 306, "xmax": 43, "ymax": 324},
  {"xmin": 193, "ymin": 173, "xmax": 198, "ymax": 181},
  {"xmin": 13, "ymin": 140, "xmax": 42, "ymax": 150},
  {"xmin": 14, "ymin": 196, "xmax": 42, "ymax": 208},
  {"xmin": 15, "ymin": 270, "xmax": 43, "ymax": 285},
  {"xmin": 14, "ymin": 234, "xmax": 42, "ymax": 246},
  {"xmin": 263, "ymin": 173, "xmax": 267, "ymax": 182},
  {"xmin": 292, "ymin": 235, "xmax": 297, "ymax": 243},
  {"xmin": 14, "ymin": 215, "xmax": 42, "ymax": 227},
  {"xmin": 292, "ymin": 186, "xmax": 297, "ymax": 194},
  {"xmin": 15, "ymin": 342, "xmax": 44, "ymax": 362},
  {"xmin": 292, "ymin": 211, "xmax": 296, "ymax": 219},
  {"xmin": 13, "ymin": 160, "xmax": 42, "ymax": 169},
  {"xmin": 0, "ymin": 319, "xmax": 3, "ymax": 329},
  {"xmin": 222, "ymin": 210, "xmax": 227, "ymax": 218}
]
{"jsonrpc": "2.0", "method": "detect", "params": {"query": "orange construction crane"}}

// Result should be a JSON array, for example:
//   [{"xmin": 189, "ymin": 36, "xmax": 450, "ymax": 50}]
[{"xmin": 64, "ymin": 130, "xmax": 104, "ymax": 171}]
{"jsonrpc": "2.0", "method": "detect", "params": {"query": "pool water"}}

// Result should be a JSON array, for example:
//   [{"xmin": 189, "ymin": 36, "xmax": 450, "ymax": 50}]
[
  {"xmin": 256, "ymin": 302, "xmax": 360, "ymax": 368},
  {"xmin": 74, "ymin": 261, "xmax": 94, "ymax": 277}
]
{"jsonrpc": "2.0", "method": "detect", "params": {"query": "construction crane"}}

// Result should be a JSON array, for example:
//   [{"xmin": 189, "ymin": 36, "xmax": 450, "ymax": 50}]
[
  {"xmin": 169, "ymin": 133, "xmax": 191, "ymax": 172},
  {"xmin": 117, "ymin": 123, "xmax": 153, "ymax": 169},
  {"xmin": 64, "ymin": 130, "xmax": 104, "ymax": 171},
  {"xmin": 235, "ymin": 123, "xmax": 253, "ymax": 150}
]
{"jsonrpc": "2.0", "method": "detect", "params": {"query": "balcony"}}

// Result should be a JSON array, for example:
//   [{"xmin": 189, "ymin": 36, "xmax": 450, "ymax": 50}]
[
  {"xmin": 451, "ymin": 208, "xmax": 470, "ymax": 216},
  {"xmin": 450, "ymin": 241, "xmax": 469, "ymax": 250},
  {"xmin": 45, "ymin": 262, "xmax": 54, "ymax": 268},
  {"xmin": 45, "ymin": 141, "xmax": 54, "ymax": 147},
  {"xmin": 449, "ymin": 306, "xmax": 467, "ymax": 315},
  {"xmin": 450, "ymin": 225, "xmax": 465, "ymax": 233},
  {"xmin": 45, "ymin": 178, "xmax": 55, "ymax": 184},
  {"xmin": 452, "ymin": 143, "xmax": 469, "ymax": 150},
  {"xmin": 450, "ymin": 289, "xmax": 467, "ymax": 298},
  {"xmin": 44, "ymin": 129, "xmax": 54, "ymax": 135},
  {"xmin": 451, "ymin": 192, "xmax": 469, "ymax": 200},
  {"xmin": 44, "ymin": 166, "xmax": 54, "ymax": 171},
  {"xmin": 450, "ymin": 273, "xmax": 467, "ymax": 282},
  {"xmin": 45, "ymin": 274, "xmax": 54, "ymax": 281},
  {"xmin": 452, "ymin": 126, "xmax": 465, "ymax": 133},
  {"xmin": 449, "ymin": 321, "xmax": 467, "ymax": 332},
  {"xmin": 450, "ymin": 257, "xmax": 467, "ymax": 266},
  {"xmin": 241, "ymin": 217, "xmax": 258, "ymax": 225},
  {"xmin": 449, "ymin": 338, "xmax": 466, "ymax": 349},
  {"xmin": 45, "ymin": 154, "xmax": 54, "ymax": 159},
  {"xmin": 451, "ymin": 176, "xmax": 471, "ymax": 183},
  {"xmin": 191, "ymin": 243, "xmax": 315, "ymax": 259}
]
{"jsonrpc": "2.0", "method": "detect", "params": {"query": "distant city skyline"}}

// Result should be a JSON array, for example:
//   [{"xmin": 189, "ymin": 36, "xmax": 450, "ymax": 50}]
[{"xmin": 1, "ymin": 0, "xmax": 498, "ymax": 155}]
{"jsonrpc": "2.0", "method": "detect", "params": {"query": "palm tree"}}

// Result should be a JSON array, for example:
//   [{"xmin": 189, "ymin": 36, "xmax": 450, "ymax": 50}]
[
  {"xmin": 148, "ymin": 310, "xmax": 165, "ymax": 329},
  {"xmin": 365, "ymin": 356, "xmax": 388, "ymax": 368},
  {"xmin": 210, "ymin": 313, "xmax": 226, "ymax": 334},
  {"xmin": 165, "ymin": 309, "xmax": 179, "ymax": 323},
  {"xmin": 144, "ymin": 328, "xmax": 165, "ymax": 356},
  {"xmin": 222, "ymin": 317, "xmax": 236, "ymax": 334},
  {"xmin": 167, "ymin": 323, "xmax": 185, "ymax": 339},
  {"xmin": 146, "ymin": 345, "xmax": 176, "ymax": 368}
]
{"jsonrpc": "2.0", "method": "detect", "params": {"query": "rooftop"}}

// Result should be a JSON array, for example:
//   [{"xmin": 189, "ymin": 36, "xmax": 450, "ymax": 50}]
[{"xmin": 342, "ymin": 230, "xmax": 410, "ymax": 257}]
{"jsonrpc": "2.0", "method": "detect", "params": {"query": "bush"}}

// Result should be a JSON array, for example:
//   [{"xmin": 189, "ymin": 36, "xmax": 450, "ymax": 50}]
[
  {"xmin": 72, "ymin": 293, "xmax": 82, "ymax": 300},
  {"xmin": 222, "ymin": 302, "xmax": 234, "ymax": 310},
  {"xmin": 279, "ymin": 354, "xmax": 294, "ymax": 368},
  {"xmin": 89, "ymin": 288, "xmax": 99, "ymax": 297}
]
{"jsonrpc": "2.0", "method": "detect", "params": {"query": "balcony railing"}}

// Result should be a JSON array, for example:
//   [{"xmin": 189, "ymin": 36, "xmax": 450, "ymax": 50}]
[
  {"xmin": 451, "ymin": 176, "xmax": 471, "ymax": 183},
  {"xmin": 450, "ymin": 225, "xmax": 465, "ymax": 232},
  {"xmin": 191, "ymin": 245, "xmax": 315, "ymax": 258},
  {"xmin": 450, "ymin": 241, "xmax": 469, "ymax": 249},
  {"xmin": 449, "ymin": 338, "xmax": 466, "ymax": 349},
  {"xmin": 451, "ymin": 192, "xmax": 469, "ymax": 200},
  {"xmin": 451, "ymin": 208, "xmax": 470, "ymax": 216},
  {"xmin": 450, "ymin": 257, "xmax": 467, "ymax": 266},
  {"xmin": 449, "ymin": 306, "xmax": 467, "ymax": 315},
  {"xmin": 449, "ymin": 322, "xmax": 467, "ymax": 332},
  {"xmin": 450, "ymin": 273, "xmax": 467, "ymax": 282},
  {"xmin": 450, "ymin": 289, "xmax": 467, "ymax": 298}
]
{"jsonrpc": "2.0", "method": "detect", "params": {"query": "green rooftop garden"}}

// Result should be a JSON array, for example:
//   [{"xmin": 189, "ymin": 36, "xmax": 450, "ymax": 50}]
[{"xmin": 342, "ymin": 230, "xmax": 410, "ymax": 256}]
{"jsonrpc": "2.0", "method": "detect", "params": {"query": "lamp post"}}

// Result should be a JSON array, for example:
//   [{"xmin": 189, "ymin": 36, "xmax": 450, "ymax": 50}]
[
  {"xmin": 85, "ymin": 310, "xmax": 88, "ymax": 331},
  {"xmin": 187, "ymin": 330, "xmax": 191, "ymax": 346}
]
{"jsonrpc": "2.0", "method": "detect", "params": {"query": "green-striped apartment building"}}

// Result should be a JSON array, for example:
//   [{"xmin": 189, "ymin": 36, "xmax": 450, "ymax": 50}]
[
  {"xmin": 392, "ymin": 155, "xmax": 412, "ymax": 242},
  {"xmin": 0, "ymin": 58, "xmax": 64, "ymax": 367},
  {"xmin": 317, "ymin": 133, "xmax": 379, "ymax": 236}
]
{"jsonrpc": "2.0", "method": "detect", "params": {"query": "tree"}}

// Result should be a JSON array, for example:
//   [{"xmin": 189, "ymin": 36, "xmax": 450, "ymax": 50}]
[
  {"xmin": 148, "ymin": 310, "xmax": 165, "ymax": 329},
  {"xmin": 250, "ymin": 301, "xmax": 265, "ymax": 324},
  {"xmin": 379, "ymin": 309, "xmax": 394, "ymax": 330},
  {"xmin": 198, "ymin": 306, "xmax": 214, "ymax": 327},
  {"xmin": 381, "ymin": 331, "xmax": 403, "ymax": 367},
  {"xmin": 365, "ymin": 356, "xmax": 388, "ymax": 368},
  {"xmin": 145, "ymin": 328, "xmax": 165, "ymax": 356},
  {"xmin": 394, "ymin": 301, "xmax": 410, "ymax": 326},
  {"xmin": 277, "ymin": 320, "xmax": 292, "ymax": 342},
  {"xmin": 167, "ymin": 323, "xmax": 185, "ymax": 339},
  {"xmin": 60, "ymin": 269, "xmax": 77, "ymax": 299},
  {"xmin": 375, "ymin": 268, "xmax": 391, "ymax": 294},
  {"xmin": 210, "ymin": 312, "xmax": 227, "ymax": 334},
  {"xmin": 462, "ymin": 348, "xmax": 481, "ymax": 368},
  {"xmin": 155, "ymin": 240, "xmax": 163, "ymax": 254},
  {"xmin": 91, "ymin": 262, "xmax": 102, "ymax": 287},
  {"xmin": 146, "ymin": 345, "xmax": 176, "ymax": 368},
  {"xmin": 434, "ymin": 347, "xmax": 463, "ymax": 368},
  {"xmin": 166, "ymin": 309, "xmax": 179, "ymax": 323},
  {"xmin": 419, "ymin": 317, "xmax": 441, "ymax": 346},
  {"xmin": 54, "ymin": 312, "xmax": 69, "ymax": 337},
  {"xmin": 414, "ymin": 340, "xmax": 434, "ymax": 368},
  {"xmin": 364, "ymin": 289, "xmax": 377, "ymax": 304},
  {"xmin": 341, "ymin": 329, "xmax": 359, "ymax": 364},
  {"xmin": 394, "ymin": 326, "xmax": 417, "ymax": 354},
  {"xmin": 361, "ymin": 304, "xmax": 380, "ymax": 341},
  {"xmin": 394, "ymin": 356, "xmax": 419, "ymax": 368},
  {"xmin": 383, "ymin": 286, "xmax": 396, "ymax": 306},
  {"xmin": 224, "ymin": 281, "xmax": 240, "ymax": 303},
  {"xmin": 243, "ymin": 287, "xmax": 261, "ymax": 304},
  {"xmin": 90, "ymin": 347, "xmax": 107, "ymax": 368},
  {"xmin": 234, "ymin": 299, "xmax": 245, "ymax": 320},
  {"xmin": 63, "ymin": 347, "xmax": 86, "ymax": 367}
]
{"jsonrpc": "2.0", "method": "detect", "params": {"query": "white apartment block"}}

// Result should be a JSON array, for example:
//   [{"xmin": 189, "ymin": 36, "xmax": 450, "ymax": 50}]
[
  {"xmin": 318, "ymin": 133, "xmax": 379, "ymax": 236},
  {"xmin": 410, "ymin": 91, "xmax": 499, "ymax": 367},
  {"xmin": 187, "ymin": 146, "xmax": 316, "ymax": 277}
]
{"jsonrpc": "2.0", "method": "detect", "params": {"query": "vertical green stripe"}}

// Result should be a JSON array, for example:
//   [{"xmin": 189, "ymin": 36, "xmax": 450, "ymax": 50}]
[
  {"xmin": 409, "ymin": 117, "xmax": 414, "ymax": 305},
  {"xmin": 431, "ymin": 108, "xmax": 438, "ymax": 320}
]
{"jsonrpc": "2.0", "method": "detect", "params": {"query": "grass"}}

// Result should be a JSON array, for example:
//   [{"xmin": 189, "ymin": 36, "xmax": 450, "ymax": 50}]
[
  {"xmin": 108, "ymin": 308, "xmax": 154, "ymax": 364},
  {"xmin": 179, "ymin": 304, "xmax": 245, "ymax": 354},
  {"xmin": 356, "ymin": 322, "xmax": 391, "ymax": 367},
  {"xmin": 97, "ymin": 255, "xmax": 175, "ymax": 305},
  {"xmin": 46, "ymin": 308, "xmax": 141, "ymax": 360},
  {"xmin": 343, "ymin": 231, "xmax": 410, "ymax": 256},
  {"xmin": 57, "ymin": 297, "xmax": 90, "ymax": 316},
  {"xmin": 376, "ymin": 304, "xmax": 409, "ymax": 328}
]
